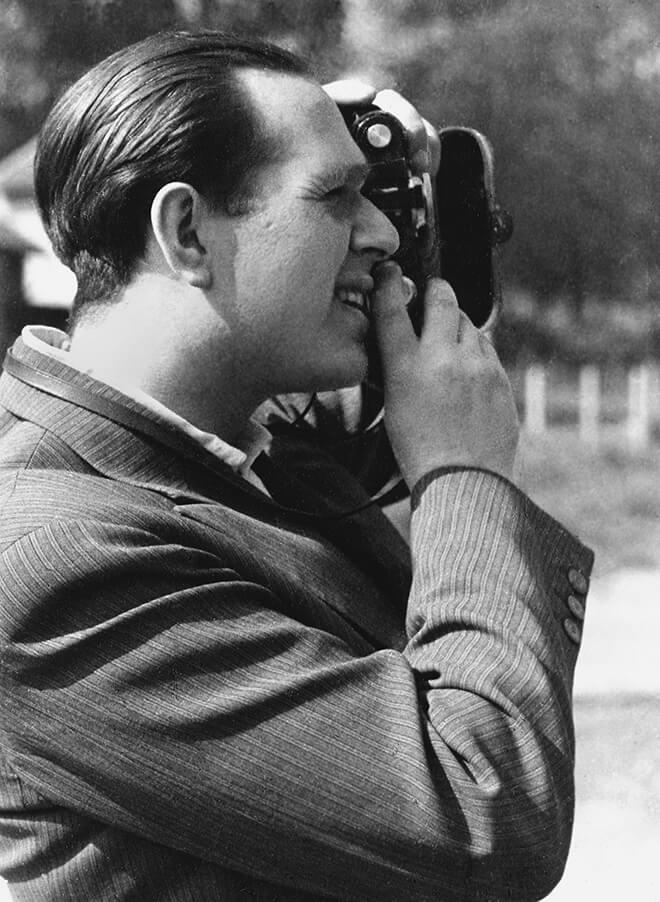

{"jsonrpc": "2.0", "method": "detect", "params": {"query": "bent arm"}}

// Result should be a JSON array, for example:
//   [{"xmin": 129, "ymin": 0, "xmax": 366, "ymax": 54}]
[{"xmin": 0, "ymin": 471, "xmax": 592, "ymax": 902}]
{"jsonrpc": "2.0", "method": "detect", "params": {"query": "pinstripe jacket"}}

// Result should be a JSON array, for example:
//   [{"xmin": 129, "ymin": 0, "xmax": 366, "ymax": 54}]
[{"xmin": 0, "ymin": 335, "xmax": 593, "ymax": 902}]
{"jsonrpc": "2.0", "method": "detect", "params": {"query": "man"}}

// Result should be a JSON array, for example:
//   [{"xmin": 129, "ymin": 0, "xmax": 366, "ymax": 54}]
[{"xmin": 0, "ymin": 30, "xmax": 592, "ymax": 902}]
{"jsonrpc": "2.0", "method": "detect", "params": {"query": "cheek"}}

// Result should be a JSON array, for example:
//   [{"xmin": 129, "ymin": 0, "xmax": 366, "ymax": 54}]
[{"xmin": 234, "ymin": 208, "xmax": 350, "ymax": 318}]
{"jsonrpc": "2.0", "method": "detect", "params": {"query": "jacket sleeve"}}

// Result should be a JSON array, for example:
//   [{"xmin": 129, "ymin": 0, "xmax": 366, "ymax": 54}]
[{"xmin": 0, "ymin": 469, "xmax": 593, "ymax": 902}]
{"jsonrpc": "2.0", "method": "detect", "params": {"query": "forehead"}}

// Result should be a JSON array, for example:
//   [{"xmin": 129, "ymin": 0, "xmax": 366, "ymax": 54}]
[{"xmin": 238, "ymin": 68, "xmax": 366, "ymax": 177}]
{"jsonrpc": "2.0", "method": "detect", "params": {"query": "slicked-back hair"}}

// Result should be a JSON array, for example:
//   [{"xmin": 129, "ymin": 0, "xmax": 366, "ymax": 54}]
[{"xmin": 34, "ymin": 30, "xmax": 311, "ymax": 323}]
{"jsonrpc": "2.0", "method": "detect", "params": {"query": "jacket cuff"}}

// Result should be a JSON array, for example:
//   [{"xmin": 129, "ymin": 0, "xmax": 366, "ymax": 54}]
[{"xmin": 409, "ymin": 466, "xmax": 595, "ymax": 659}]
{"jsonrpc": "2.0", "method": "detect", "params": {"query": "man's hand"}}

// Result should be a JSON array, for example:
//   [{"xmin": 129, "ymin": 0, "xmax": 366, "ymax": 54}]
[
  {"xmin": 323, "ymin": 79, "xmax": 440, "ymax": 176},
  {"xmin": 371, "ymin": 263, "xmax": 519, "ymax": 489}
]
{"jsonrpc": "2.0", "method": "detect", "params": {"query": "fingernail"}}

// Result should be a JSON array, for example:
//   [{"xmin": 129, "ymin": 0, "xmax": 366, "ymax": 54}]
[
  {"xmin": 402, "ymin": 276, "xmax": 416, "ymax": 301},
  {"xmin": 412, "ymin": 148, "xmax": 431, "ymax": 171},
  {"xmin": 374, "ymin": 260, "xmax": 400, "ymax": 280}
]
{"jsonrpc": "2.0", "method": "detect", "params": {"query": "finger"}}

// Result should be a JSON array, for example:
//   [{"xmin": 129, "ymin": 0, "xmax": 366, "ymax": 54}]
[
  {"xmin": 456, "ymin": 311, "xmax": 475, "ymax": 344},
  {"xmin": 477, "ymin": 328, "xmax": 499, "ymax": 357},
  {"xmin": 457, "ymin": 315, "xmax": 500, "ymax": 364},
  {"xmin": 458, "ymin": 310, "xmax": 488, "ymax": 346},
  {"xmin": 419, "ymin": 278, "xmax": 461, "ymax": 346},
  {"xmin": 371, "ymin": 263, "xmax": 418, "ymax": 366},
  {"xmin": 373, "ymin": 88, "xmax": 429, "ymax": 169},
  {"xmin": 323, "ymin": 79, "xmax": 377, "ymax": 106},
  {"xmin": 423, "ymin": 118, "xmax": 441, "ymax": 176},
  {"xmin": 410, "ymin": 119, "xmax": 440, "ymax": 176}
]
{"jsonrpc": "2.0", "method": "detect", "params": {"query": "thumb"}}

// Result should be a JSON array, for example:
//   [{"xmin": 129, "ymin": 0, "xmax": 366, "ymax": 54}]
[
  {"xmin": 371, "ymin": 263, "xmax": 417, "ymax": 372},
  {"xmin": 322, "ymin": 79, "xmax": 376, "ymax": 105},
  {"xmin": 419, "ymin": 277, "xmax": 461, "ymax": 347}
]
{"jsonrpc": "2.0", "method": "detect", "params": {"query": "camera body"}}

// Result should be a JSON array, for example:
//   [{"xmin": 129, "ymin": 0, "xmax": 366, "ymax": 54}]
[{"xmin": 342, "ymin": 106, "xmax": 513, "ymax": 335}]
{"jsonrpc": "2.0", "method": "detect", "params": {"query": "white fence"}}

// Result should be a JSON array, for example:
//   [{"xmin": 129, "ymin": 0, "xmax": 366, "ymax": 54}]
[{"xmin": 520, "ymin": 362, "xmax": 659, "ymax": 451}]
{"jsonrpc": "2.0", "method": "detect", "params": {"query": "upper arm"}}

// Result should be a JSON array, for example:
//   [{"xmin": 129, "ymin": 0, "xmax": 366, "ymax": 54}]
[{"xmin": 0, "ymin": 473, "xmax": 591, "ymax": 900}]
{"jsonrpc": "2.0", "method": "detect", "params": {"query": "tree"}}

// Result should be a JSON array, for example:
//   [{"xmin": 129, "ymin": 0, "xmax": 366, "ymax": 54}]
[
  {"xmin": 180, "ymin": 0, "xmax": 344, "ymax": 76},
  {"xmin": 0, "ymin": 0, "xmax": 345, "ymax": 159},
  {"xmin": 3, "ymin": 0, "xmax": 660, "ymax": 335},
  {"xmin": 342, "ymin": 0, "xmax": 660, "ymax": 315},
  {"xmin": 0, "ymin": 0, "xmax": 180, "ymax": 157}
]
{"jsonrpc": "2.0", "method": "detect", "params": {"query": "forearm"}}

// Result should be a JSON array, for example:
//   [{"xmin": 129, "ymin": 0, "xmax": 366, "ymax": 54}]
[
  {"xmin": 1, "ymin": 481, "xmax": 592, "ymax": 901},
  {"xmin": 403, "ymin": 467, "xmax": 593, "ymax": 897}
]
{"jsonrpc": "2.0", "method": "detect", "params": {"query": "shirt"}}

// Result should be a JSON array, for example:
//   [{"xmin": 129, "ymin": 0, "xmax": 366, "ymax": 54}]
[{"xmin": 20, "ymin": 324, "xmax": 271, "ymax": 492}]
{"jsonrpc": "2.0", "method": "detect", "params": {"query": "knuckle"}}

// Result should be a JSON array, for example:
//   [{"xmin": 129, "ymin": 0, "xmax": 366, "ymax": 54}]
[
  {"xmin": 372, "ymin": 303, "xmax": 400, "ymax": 326},
  {"xmin": 426, "ymin": 278, "xmax": 458, "ymax": 307}
]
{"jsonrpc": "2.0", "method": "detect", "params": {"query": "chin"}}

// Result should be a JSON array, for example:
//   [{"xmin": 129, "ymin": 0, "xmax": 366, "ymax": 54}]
[
  {"xmin": 278, "ymin": 345, "xmax": 369, "ymax": 395},
  {"xmin": 318, "ymin": 353, "xmax": 368, "ymax": 392}
]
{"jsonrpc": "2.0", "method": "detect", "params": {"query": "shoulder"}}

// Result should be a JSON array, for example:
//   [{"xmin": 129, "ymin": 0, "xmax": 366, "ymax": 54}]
[{"xmin": 0, "ymin": 468, "xmax": 177, "ymax": 551}]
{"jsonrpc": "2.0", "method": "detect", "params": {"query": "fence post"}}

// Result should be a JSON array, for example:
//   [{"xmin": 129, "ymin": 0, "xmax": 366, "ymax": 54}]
[
  {"xmin": 627, "ymin": 363, "xmax": 651, "ymax": 452},
  {"xmin": 524, "ymin": 364, "xmax": 546, "ymax": 435},
  {"xmin": 578, "ymin": 364, "xmax": 600, "ymax": 446}
]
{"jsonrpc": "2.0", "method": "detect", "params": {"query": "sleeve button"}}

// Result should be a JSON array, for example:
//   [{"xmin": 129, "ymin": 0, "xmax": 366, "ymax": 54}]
[
  {"xmin": 568, "ymin": 567, "xmax": 589, "ymax": 595},
  {"xmin": 567, "ymin": 594, "xmax": 586, "ymax": 621},
  {"xmin": 563, "ymin": 618, "xmax": 582, "ymax": 645}
]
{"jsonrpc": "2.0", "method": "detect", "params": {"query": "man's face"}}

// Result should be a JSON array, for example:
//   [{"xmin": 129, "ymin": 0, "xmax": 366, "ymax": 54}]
[{"xmin": 208, "ymin": 69, "xmax": 399, "ymax": 398}]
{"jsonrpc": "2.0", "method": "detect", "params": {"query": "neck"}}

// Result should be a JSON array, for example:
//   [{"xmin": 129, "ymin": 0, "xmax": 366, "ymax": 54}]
[{"xmin": 68, "ymin": 279, "xmax": 264, "ymax": 443}]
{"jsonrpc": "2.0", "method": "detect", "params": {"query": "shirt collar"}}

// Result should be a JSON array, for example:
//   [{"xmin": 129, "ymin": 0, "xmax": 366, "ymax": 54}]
[{"xmin": 20, "ymin": 325, "xmax": 271, "ymax": 480}]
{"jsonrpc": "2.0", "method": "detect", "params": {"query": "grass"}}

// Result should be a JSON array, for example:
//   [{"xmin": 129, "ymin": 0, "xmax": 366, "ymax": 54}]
[
  {"xmin": 386, "ymin": 424, "xmax": 660, "ymax": 577},
  {"xmin": 509, "ymin": 361, "xmax": 660, "ymax": 574},
  {"xmin": 548, "ymin": 694, "xmax": 660, "ymax": 901},
  {"xmin": 574, "ymin": 694, "xmax": 660, "ymax": 812},
  {"xmin": 516, "ymin": 429, "xmax": 660, "ymax": 575},
  {"xmin": 384, "ymin": 385, "xmax": 660, "ymax": 899},
  {"xmin": 514, "ymin": 426, "xmax": 660, "ymax": 898}
]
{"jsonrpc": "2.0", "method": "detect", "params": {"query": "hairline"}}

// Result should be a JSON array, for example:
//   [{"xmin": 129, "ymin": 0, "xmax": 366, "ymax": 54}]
[
  {"xmin": 34, "ymin": 32, "xmax": 318, "ymax": 323},
  {"xmin": 228, "ymin": 67, "xmax": 324, "ymax": 207},
  {"xmin": 233, "ymin": 69, "xmax": 370, "ymax": 207}
]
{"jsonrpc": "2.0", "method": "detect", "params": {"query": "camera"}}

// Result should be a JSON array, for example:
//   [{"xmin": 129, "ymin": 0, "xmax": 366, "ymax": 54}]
[{"xmin": 341, "ymin": 106, "xmax": 513, "ymax": 338}]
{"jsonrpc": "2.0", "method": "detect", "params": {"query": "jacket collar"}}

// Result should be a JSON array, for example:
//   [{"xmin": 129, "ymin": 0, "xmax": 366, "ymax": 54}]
[
  {"xmin": 1, "ymin": 335, "xmax": 267, "ymax": 507},
  {"xmin": 1, "ymin": 336, "xmax": 412, "ymax": 644}
]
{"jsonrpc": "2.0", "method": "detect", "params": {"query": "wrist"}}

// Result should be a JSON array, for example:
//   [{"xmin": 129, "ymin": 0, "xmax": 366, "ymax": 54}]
[{"xmin": 411, "ymin": 464, "xmax": 516, "ymax": 512}]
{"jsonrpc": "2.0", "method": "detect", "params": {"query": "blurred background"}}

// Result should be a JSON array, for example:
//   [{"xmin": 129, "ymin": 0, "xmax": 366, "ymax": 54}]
[{"xmin": 0, "ymin": 1, "xmax": 659, "ymax": 899}]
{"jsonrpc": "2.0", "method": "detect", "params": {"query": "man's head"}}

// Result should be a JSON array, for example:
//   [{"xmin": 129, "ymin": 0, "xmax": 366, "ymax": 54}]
[
  {"xmin": 36, "ymin": 31, "xmax": 399, "ymax": 411},
  {"xmin": 34, "ymin": 30, "xmax": 309, "ymax": 323}
]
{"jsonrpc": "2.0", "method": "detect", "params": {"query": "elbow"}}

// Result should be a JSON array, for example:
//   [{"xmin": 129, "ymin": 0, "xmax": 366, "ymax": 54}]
[
  {"xmin": 467, "ymin": 728, "xmax": 576, "ymax": 899},
  {"xmin": 494, "ymin": 824, "xmax": 571, "ymax": 900},
  {"xmin": 469, "ymin": 789, "xmax": 574, "ymax": 900}
]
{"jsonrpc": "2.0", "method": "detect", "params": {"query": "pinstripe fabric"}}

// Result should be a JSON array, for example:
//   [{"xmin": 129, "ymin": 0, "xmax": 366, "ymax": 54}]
[{"xmin": 0, "ymin": 338, "xmax": 594, "ymax": 901}]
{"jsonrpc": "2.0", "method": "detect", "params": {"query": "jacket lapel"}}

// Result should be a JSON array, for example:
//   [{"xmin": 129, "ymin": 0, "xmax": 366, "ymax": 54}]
[{"xmin": 0, "ymin": 340, "xmax": 411, "ymax": 649}]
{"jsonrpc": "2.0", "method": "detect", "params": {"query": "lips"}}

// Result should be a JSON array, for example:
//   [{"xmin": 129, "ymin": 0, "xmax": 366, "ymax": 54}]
[{"xmin": 334, "ymin": 287, "xmax": 370, "ymax": 318}]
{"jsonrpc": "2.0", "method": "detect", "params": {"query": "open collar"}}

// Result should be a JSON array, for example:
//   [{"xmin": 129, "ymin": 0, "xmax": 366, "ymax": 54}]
[{"xmin": 1, "ymin": 334, "xmax": 412, "ymax": 647}]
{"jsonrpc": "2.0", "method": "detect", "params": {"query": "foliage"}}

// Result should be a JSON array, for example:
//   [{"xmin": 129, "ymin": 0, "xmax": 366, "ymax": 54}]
[
  {"xmin": 0, "ymin": 0, "xmax": 177, "ymax": 156},
  {"xmin": 518, "ymin": 429, "xmax": 660, "ymax": 575},
  {"xmin": 496, "ymin": 289, "xmax": 660, "ymax": 366},
  {"xmin": 0, "ymin": 0, "xmax": 344, "ymax": 157},
  {"xmin": 343, "ymin": 0, "xmax": 660, "ymax": 319},
  {"xmin": 2, "ymin": 0, "xmax": 660, "ymax": 358}
]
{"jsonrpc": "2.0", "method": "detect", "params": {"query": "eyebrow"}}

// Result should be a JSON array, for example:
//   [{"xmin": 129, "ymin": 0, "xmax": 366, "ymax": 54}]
[{"xmin": 319, "ymin": 161, "xmax": 371, "ymax": 187}]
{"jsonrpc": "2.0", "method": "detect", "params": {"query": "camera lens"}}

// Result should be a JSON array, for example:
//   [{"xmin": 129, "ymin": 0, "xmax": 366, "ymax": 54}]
[{"xmin": 366, "ymin": 123, "xmax": 392, "ymax": 149}]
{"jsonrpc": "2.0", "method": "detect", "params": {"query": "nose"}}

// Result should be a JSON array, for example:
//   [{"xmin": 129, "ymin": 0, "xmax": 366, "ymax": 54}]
[{"xmin": 350, "ymin": 195, "xmax": 400, "ymax": 259}]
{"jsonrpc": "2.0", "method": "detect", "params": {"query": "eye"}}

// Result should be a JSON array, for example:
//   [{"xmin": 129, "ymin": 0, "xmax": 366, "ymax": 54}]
[
  {"xmin": 324, "ymin": 185, "xmax": 350, "ymax": 200},
  {"xmin": 323, "ymin": 184, "xmax": 364, "ymax": 214}
]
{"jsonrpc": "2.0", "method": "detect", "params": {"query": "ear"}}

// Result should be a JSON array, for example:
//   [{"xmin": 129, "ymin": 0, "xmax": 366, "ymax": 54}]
[{"xmin": 150, "ymin": 182, "xmax": 214, "ymax": 289}]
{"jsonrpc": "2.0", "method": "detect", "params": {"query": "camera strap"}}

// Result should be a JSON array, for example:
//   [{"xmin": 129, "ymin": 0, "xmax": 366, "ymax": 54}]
[{"xmin": 3, "ymin": 347, "xmax": 406, "ymax": 519}]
